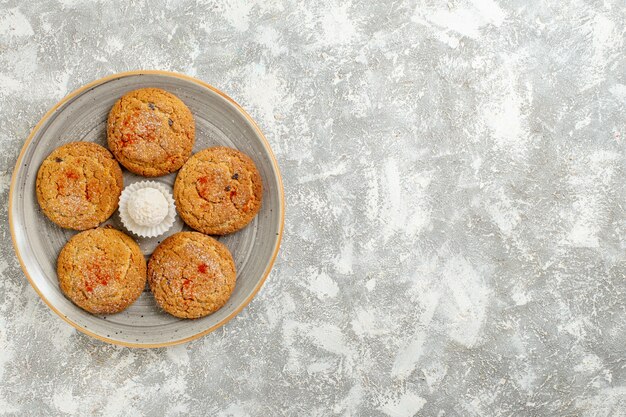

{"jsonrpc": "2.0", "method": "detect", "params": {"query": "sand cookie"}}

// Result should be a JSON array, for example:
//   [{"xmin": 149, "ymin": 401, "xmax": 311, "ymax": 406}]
[
  {"xmin": 148, "ymin": 232, "xmax": 236, "ymax": 319},
  {"xmin": 107, "ymin": 88, "xmax": 195, "ymax": 177},
  {"xmin": 36, "ymin": 142, "xmax": 123, "ymax": 230},
  {"xmin": 174, "ymin": 147, "xmax": 263, "ymax": 235},
  {"xmin": 57, "ymin": 227, "xmax": 147, "ymax": 315}
]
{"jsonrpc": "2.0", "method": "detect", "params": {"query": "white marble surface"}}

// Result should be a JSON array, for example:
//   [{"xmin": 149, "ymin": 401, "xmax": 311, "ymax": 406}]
[{"xmin": 1, "ymin": 0, "xmax": 626, "ymax": 415}]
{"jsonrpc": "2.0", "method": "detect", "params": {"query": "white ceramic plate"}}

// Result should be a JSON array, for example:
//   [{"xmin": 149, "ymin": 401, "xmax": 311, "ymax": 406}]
[{"xmin": 9, "ymin": 71, "xmax": 284, "ymax": 347}]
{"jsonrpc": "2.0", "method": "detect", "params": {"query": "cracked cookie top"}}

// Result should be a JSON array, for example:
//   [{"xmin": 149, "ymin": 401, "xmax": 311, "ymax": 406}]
[
  {"xmin": 57, "ymin": 227, "xmax": 147, "ymax": 315},
  {"xmin": 147, "ymin": 232, "xmax": 236, "ymax": 319},
  {"xmin": 36, "ymin": 142, "xmax": 123, "ymax": 230},
  {"xmin": 173, "ymin": 147, "xmax": 263, "ymax": 235},
  {"xmin": 107, "ymin": 88, "xmax": 195, "ymax": 177}
]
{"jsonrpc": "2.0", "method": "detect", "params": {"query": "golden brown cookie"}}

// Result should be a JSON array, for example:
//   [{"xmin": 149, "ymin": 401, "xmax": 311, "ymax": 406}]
[
  {"xmin": 107, "ymin": 88, "xmax": 195, "ymax": 177},
  {"xmin": 36, "ymin": 142, "xmax": 123, "ymax": 230},
  {"xmin": 174, "ymin": 147, "xmax": 263, "ymax": 235},
  {"xmin": 148, "ymin": 232, "xmax": 236, "ymax": 319},
  {"xmin": 57, "ymin": 227, "xmax": 147, "ymax": 315}
]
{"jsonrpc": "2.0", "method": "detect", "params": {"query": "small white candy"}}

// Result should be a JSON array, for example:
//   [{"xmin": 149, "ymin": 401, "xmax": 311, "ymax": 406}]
[{"xmin": 127, "ymin": 187, "xmax": 169, "ymax": 227}]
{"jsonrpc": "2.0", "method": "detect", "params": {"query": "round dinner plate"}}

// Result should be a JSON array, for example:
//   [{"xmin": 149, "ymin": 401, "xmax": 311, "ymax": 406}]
[{"xmin": 9, "ymin": 71, "xmax": 284, "ymax": 347}]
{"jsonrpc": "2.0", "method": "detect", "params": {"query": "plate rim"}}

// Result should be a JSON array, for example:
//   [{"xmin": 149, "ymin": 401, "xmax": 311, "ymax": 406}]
[{"xmin": 8, "ymin": 70, "xmax": 285, "ymax": 348}]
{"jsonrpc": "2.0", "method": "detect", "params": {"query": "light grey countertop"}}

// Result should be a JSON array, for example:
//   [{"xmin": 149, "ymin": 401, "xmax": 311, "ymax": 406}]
[{"xmin": 1, "ymin": 1, "xmax": 626, "ymax": 415}]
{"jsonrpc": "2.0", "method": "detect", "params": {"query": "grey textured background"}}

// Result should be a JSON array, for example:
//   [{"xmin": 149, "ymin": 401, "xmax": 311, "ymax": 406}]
[{"xmin": 1, "ymin": 0, "xmax": 626, "ymax": 416}]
